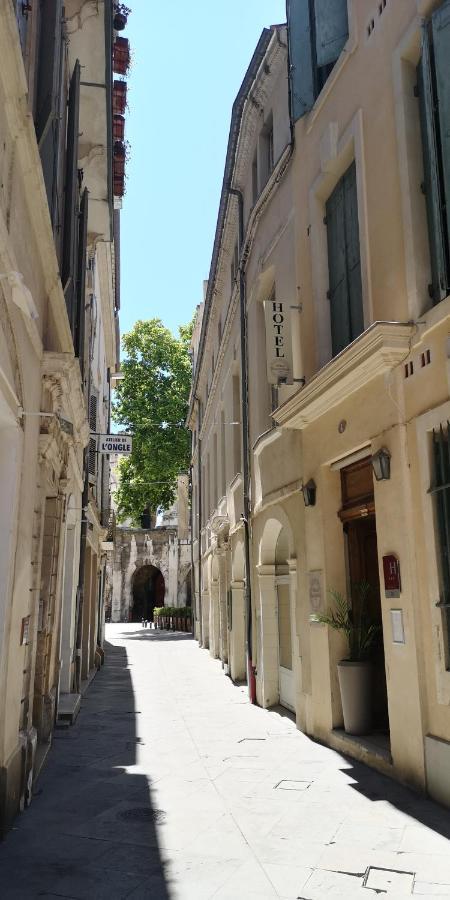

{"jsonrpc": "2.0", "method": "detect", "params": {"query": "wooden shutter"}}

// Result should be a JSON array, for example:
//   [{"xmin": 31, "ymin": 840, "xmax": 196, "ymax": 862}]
[
  {"xmin": 75, "ymin": 189, "xmax": 89, "ymax": 366},
  {"xmin": 327, "ymin": 177, "xmax": 350, "ymax": 355},
  {"xmin": 286, "ymin": 0, "xmax": 315, "ymax": 121},
  {"xmin": 431, "ymin": 1, "xmax": 450, "ymax": 266},
  {"xmin": 35, "ymin": 0, "xmax": 64, "ymax": 221},
  {"xmin": 314, "ymin": 0, "xmax": 349, "ymax": 68},
  {"xmin": 417, "ymin": 26, "xmax": 448, "ymax": 305},
  {"xmin": 62, "ymin": 61, "xmax": 81, "ymax": 333},
  {"xmin": 14, "ymin": 0, "xmax": 29, "ymax": 55},
  {"xmin": 326, "ymin": 162, "xmax": 363, "ymax": 356},
  {"xmin": 344, "ymin": 162, "xmax": 364, "ymax": 343},
  {"xmin": 88, "ymin": 394, "xmax": 98, "ymax": 481}
]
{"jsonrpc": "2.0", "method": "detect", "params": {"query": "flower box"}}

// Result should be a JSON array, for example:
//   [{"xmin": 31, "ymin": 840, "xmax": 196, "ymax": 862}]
[
  {"xmin": 113, "ymin": 80, "xmax": 127, "ymax": 114},
  {"xmin": 113, "ymin": 37, "xmax": 130, "ymax": 75},
  {"xmin": 113, "ymin": 114, "xmax": 125, "ymax": 140}
]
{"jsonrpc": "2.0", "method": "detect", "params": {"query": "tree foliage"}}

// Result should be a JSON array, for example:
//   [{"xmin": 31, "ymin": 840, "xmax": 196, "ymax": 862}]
[{"xmin": 112, "ymin": 318, "xmax": 192, "ymax": 524}]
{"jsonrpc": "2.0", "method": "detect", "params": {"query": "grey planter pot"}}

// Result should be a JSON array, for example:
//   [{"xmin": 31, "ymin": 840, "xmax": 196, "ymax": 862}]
[{"xmin": 337, "ymin": 660, "xmax": 372, "ymax": 735}]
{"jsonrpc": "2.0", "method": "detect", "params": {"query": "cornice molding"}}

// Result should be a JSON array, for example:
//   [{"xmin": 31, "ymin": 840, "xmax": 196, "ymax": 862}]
[
  {"xmin": 274, "ymin": 322, "xmax": 415, "ymax": 430},
  {"xmin": 42, "ymin": 352, "xmax": 89, "ymax": 446}
]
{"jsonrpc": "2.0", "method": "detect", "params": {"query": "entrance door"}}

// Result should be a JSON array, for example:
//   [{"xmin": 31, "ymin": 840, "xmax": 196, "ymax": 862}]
[
  {"xmin": 277, "ymin": 577, "xmax": 295, "ymax": 711},
  {"xmin": 340, "ymin": 457, "xmax": 389, "ymax": 734},
  {"xmin": 345, "ymin": 517, "xmax": 389, "ymax": 731}
]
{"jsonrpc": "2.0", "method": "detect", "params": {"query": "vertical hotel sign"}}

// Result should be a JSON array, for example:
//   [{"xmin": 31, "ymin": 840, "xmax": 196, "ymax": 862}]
[{"xmin": 263, "ymin": 299, "xmax": 293, "ymax": 384}]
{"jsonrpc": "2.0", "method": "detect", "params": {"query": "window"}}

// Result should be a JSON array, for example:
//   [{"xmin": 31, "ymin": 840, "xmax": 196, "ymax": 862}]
[
  {"xmin": 431, "ymin": 424, "xmax": 450, "ymax": 664},
  {"xmin": 252, "ymin": 152, "xmax": 258, "ymax": 205},
  {"xmin": 287, "ymin": 0, "xmax": 349, "ymax": 121},
  {"xmin": 326, "ymin": 161, "xmax": 364, "ymax": 356},
  {"xmin": 417, "ymin": 2, "xmax": 450, "ymax": 306}
]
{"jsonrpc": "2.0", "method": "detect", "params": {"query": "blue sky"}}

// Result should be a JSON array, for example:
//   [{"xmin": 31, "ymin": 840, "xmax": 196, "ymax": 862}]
[{"xmin": 119, "ymin": 1, "xmax": 287, "ymax": 340}]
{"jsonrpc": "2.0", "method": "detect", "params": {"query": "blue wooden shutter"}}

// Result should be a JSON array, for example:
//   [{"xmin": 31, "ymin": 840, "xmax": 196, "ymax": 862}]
[
  {"xmin": 314, "ymin": 0, "xmax": 349, "ymax": 68},
  {"xmin": 62, "ymin": 61, "xmax": 81, "ymax": 335},
  {"xmin": 417, "ymin": 27, "xmax": 448, "ymax": 304},
  {"xmin": 431, "ymin": 1, "xmax": 450, "ymax": 262},
  {"xmin": 344, "ymin": 162, "xmax": 364, "ymax": 342},
  {"xmin": 286, "ymin": 0, "xmax": 315, "ymax": 121},
  {"xmin": 326, "ymin": 177, "xmax": 350, "ymax": 355},
  {"xmin": 35, "ymin": 0, "xmax": 64, "ymax": 224}
]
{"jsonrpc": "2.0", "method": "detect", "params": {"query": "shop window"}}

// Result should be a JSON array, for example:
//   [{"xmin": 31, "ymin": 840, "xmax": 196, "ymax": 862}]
[
  {"xmin": 417, "ymin": 1, "xmax": 450, "ymax": 306},
  {"xmin": 326, "ymin": 161, "xmax": 364, "ymax": 356},
  {"xmin": 287, "ymin": 0, "xmax": 349, "ymax": 121},
  {"xmin": 431, "ymin": 424, "xmax": 450, "ymax": 664}
]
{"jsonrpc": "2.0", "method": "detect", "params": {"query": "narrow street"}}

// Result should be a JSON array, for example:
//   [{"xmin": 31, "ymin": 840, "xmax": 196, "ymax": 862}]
[{"xmin": 1, "ymin": 627, "xmax": 450, "ymax": 900}]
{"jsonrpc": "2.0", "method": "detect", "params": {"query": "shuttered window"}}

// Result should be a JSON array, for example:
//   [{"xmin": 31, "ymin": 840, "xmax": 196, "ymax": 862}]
[
  {"xmin": 14, "ymin": 0, "xmax": 29, "ymax": 56},
  {"xmin": 326, "ymin": 162, "xmax": 364, "ymax": 357},
  {"xmin": 287, "ymin": 0, "xmax": 349, "ymax": 121},
  {"xmin": 88, "ymin": 394, "xmax": 98, "ymax": 481},
  {"xmin": 430, "ymin": 425, "xmax": 450, "ymax": 663},
  {"xmin": 417, "ymin": 1, "xmax": 450, "ymax": 305},
  {"xmin": 74, "ymin": 189, "xmax": 89, "ymax": 367},
  {"xmin": 62, "ymin": 61, "xmax": 81, "ymax": 334},
  {"xmin": 34, "ymin": 0, "xmax": 64, "ymax": 227}
]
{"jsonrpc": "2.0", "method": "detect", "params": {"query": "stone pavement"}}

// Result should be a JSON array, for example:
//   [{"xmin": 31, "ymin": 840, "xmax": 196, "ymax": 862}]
[{"xmin": 1, "ymin": 625, "xmax": 450, "ymax": 899}]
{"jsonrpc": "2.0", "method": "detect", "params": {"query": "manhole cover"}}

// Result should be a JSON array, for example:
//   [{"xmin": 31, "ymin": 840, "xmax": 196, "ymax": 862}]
[
  {"xmin": 274, "ymin": 780, "xmax": 312, "ymax": 791},
  {"xmin": 363, "ymin": 867, "xmax": 415, "ymax": 894},
  {"xmin": 238, "ymin": 737, "xmax": 266, "ymax": 743},
  {"xmin": 118, "ymin": 807, "xmax": 166, "ymax": 824}
]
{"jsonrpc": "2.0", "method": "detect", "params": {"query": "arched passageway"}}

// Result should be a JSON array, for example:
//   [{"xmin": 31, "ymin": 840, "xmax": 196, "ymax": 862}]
[{"xmin": 130, "ymin": 565, "xmax": 165, "ymax": 622}]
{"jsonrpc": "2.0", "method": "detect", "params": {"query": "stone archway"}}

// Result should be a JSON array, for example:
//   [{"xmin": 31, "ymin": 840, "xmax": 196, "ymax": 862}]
[{"xmin": 130, "ymin": 565, "xmax": 165, "ymax": 622}]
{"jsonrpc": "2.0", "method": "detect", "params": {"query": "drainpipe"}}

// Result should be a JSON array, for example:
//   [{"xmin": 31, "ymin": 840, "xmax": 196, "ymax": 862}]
[
  {"xmin": 227, "ymin": 186, "xmax": 256, "ymax": 704},
  {"xmin": 196, "ymin": 397, "xmax": 203, "ymax": 646}
]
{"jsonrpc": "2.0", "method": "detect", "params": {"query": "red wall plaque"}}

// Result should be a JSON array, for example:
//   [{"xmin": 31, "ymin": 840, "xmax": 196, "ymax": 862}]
[{"xmin": 383, "ymin": 555, "xmax": 401, "ymax": 597}]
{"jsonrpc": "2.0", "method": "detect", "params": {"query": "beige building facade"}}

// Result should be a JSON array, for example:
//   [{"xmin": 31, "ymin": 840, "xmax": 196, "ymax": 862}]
[
  {"xmin": 189, "ymin": 0, "xmax": 450, "ymax": 809},
  {"xmin": 0, "ymin": 0, "xmax": 123, "ymax": 835}
]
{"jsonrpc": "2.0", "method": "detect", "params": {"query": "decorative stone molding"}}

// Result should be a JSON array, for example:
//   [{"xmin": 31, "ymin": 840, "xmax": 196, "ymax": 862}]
[
  {"xmin": 274, "ymin": 322, "xmax": 415, "ymax": 430},
  {"xmin": 41, "ymin": 352, "xmax": 89, "ymax": 446}
]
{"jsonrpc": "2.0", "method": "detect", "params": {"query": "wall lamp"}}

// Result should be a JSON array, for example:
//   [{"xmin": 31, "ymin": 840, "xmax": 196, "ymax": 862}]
[
  {"xmin": 302, "ymin": 479, "xmax": 316, "ymax": 507},
  {"xmin": 371, "ymin": 447, "xmax": 391, "ymax": 481}
]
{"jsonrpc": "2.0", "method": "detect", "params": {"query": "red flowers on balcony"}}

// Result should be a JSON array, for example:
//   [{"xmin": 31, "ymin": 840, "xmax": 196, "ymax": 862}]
[
  {"xmin": 113, "ymin": 80, "xmax": 127, "ymax": 114},
  {"xmin": 113, "ymin": 37, "xmax": 130, "ymax": 75}
]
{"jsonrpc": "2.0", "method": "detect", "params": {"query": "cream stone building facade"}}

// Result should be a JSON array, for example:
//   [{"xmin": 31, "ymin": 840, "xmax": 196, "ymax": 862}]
[
  {"xmin": 189, "ymin": 0, "xmax": 450, "ymax": 809},
  {"xmin": 0, "ymin": 0, "xmax": 123, "ymax": 835}
]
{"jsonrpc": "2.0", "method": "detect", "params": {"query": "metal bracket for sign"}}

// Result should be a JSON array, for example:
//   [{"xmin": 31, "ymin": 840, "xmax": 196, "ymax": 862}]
[{"xmin": 290, "ymin": 305, "xmax": 302, "ymax": 311}]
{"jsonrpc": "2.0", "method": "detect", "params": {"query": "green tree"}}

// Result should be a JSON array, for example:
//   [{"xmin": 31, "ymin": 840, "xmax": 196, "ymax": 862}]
[{"xmin": 112, "ymin": 318, "xmax": 192, "ymax": 524}]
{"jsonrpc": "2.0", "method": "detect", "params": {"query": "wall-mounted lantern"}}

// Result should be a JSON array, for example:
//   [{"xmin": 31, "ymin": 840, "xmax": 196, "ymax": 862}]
[
  {"xmin": 302, "ymin": 479, "xmax": 316, "ymax": 507},
  {"xmin": 371, "ymin": 447, "xmax": 391, "ymax": 481}
]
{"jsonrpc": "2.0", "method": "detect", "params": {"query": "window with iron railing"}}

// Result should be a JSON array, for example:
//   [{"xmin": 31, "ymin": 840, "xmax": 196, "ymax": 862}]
[{"xmin": 431, "ymin": 424, "xmax": 450, "ymax": 665}]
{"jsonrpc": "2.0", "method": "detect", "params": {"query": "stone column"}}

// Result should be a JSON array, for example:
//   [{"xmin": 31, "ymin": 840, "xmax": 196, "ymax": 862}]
[
  {"xmin": 201, "ymin": 589, "xmax": 210, "ymax": 649},
  {"xmin": 229, "ymin": 579, "xmax": 246, "ymax": 682},
  {"xmin": 256, "ymin": 564, "xmax": 279, "ymax": 708},
  {"xmin": 217, "ymin": 547, "xmax": 228, "ymax": 664},
  {"xmin": 209, "ymin": 579, "xmax": 220, "ymax": 659}
]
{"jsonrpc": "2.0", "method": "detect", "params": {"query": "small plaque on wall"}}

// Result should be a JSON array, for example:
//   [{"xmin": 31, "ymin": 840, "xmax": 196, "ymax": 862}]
[
  {"xmin": 390, "ymin": 609, "xmax": 405, "ymax": 644},
  {"xmin": 308, "ymin": 570, "xmax": 324, "ymax": 617},
  {"xmin": 383, "ymin": 554, "xmax": 401, "ymax": 598},
  {"xmin": 20, "ymin": 615, "xmax": 30, "ymax": 646}
]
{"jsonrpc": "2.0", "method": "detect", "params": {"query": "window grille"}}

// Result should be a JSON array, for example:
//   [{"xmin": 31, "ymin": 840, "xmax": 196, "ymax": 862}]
[{"xmin": 430, "ymin": 424, "xmax": 450, "ymax": 661}]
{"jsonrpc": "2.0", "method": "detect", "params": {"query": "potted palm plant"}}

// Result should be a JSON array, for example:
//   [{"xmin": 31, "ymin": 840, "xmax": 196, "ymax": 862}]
[{"xmin": 311, "ymin": 583, "xmax": 381, "ymax": 735}]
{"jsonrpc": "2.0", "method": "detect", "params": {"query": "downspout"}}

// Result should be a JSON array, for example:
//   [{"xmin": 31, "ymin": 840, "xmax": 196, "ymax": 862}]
[
  {"xmin": 196, "ymin": 397, "xmax": 203, "ymax": 646},
  {"xmin": 227, "ymin": 187, "xmax": 256, "ymax": 704}
]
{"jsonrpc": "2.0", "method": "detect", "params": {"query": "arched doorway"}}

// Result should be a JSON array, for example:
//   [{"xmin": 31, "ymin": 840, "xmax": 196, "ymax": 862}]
[{"xmin": 130, "ymin": 565, "xmax": 165, "ymax": 622}]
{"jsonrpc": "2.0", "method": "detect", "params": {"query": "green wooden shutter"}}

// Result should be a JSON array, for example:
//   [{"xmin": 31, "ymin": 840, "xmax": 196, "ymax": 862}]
[
  {"xmin": 75, "ymin": 189, "xmax": 89, "ymax": 367},
  {"xmin": 344, "ymin": 162, "xmax": 364, "ymax": 342},
  {"xmin": 62, "ymin": 61, "xmax": 81, "ymax": 334},
  {"xmin": 287, "ymin": 0, "xmax": 315, "ymax": 121},
  {"xmin": 417, "ymin": 26, "xmax": 448, "ymax": 304},
  {"xmin": 326, "ymin": 177, "xmax": 350, "ymax": 355},
  {"xmin": 35, "ymin": 0, "xmax": 64, "ymax": 224},
  {"xmin": 431, "ymin": 1, "xmax": 450, "ymax": 261},
  {"xmin": 314, "ymin": 0, "xmax": 349, "ymax": 68},
  {"xmin": 327, "ymin": 162, "xmax": 363, "ymax": 356}
]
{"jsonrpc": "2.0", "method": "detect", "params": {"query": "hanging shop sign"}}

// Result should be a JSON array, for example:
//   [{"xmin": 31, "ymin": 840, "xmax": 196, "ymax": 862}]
[
  {"xmin": 263, "ymin": 299, "xmax": 294, "ymax": 385},
  {"xmin": 98, "ymin": 434, "xmax": 133, "ymax": 454}
]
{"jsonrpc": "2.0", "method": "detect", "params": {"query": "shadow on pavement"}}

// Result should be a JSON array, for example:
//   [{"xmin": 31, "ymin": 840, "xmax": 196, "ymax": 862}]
[
  {"xmin": 119, "ymin": 629, "xmax": 194, "ymax": 643},
  {"xmin": 0, "ymin": 640, "xmax": 171, "ymax": 899}
]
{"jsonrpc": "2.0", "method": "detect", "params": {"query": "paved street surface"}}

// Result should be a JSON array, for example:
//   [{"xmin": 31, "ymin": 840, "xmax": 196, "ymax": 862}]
[{"xmin": 1, "ymin": 625, "xmax": 450, "ymax": 899}]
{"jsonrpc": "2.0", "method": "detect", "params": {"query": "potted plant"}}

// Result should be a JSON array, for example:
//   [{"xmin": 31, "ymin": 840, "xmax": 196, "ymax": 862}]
[
  {"xmin": 114, "ymin": 3, "xmax": 131, "ymax": 31},
  {"xmin": 113, "ymin": 36, "xmax": 131, "ymax": 75},
  {"xmin": 311, "ymin": 583, "xmax": 381, "ymax": 735}
]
